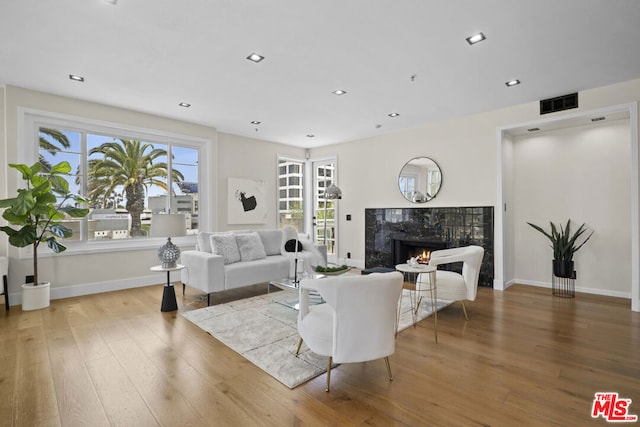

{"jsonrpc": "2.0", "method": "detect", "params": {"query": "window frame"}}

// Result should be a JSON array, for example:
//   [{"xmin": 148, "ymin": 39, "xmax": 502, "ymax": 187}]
[
  {"xmin": 16, "ymin": 108, "xmax": 210, "ymax": 257},
  {"xmin": 277, "ymin": 155, "xmax": 306, "ymax": 233}
]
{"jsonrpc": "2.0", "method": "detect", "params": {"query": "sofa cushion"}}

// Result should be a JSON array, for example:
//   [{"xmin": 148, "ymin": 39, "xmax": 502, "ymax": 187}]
[
  {"xmin": 210, "ymin": 234, "xmax": 241, "ymax": 264},
  {"xmin": 256, "ymin": 229, "xmax": 283, "ymax": 256},
  {"xmin": 236, "ymin": 232, "xmax": 267, "ymax": 262},
  {"xmin": 197, "ymin": 232, "xmax": 215, "ymax": 253},
  {"xmin": 224, "ymin": 255, "xmax": 290, "ymax": 290}
]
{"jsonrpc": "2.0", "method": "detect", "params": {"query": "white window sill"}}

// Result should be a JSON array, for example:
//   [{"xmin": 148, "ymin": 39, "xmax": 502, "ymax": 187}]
[{"xmin": 15, "ymin": 235, "xmax": 197, "ymax": 259}]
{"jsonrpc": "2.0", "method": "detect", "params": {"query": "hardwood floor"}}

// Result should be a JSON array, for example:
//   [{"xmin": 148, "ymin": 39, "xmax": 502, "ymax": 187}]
[{"xmin": 1, "ymin": 281, "xmax": 639, "ymax": 426}]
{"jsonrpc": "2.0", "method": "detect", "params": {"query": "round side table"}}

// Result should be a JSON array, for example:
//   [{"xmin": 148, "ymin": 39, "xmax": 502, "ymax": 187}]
[{"xmin": 395, "ymin": 263, "xmax": 438, "ymax": 343}]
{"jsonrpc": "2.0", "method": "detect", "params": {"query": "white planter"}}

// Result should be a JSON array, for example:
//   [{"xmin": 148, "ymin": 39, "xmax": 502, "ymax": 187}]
[{"xmin": 21, "ymin": 282, "xmax": 50, "ymax": 311}]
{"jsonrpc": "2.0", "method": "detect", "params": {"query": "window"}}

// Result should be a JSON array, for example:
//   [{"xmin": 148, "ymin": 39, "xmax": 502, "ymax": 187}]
[
  {"xmin": 24, "ymin": 110, "xmax": 207, "ymax": 250},
  {"xmin": 278, "ymin": 157, "xmax": 305, "ymax": 232},
  {"xmin": 314, "ymin": 161, "xmax": 338, "ymax": 257},
  {"xmin": 399, "ymin": 174, "xmax": 417, "ymax": 199}
]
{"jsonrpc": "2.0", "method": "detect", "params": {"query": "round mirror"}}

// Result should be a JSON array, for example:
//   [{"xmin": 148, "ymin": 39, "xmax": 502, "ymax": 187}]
[{"xmin": 398, "ymin": 157, "xmax": 442, "ymax": 203}]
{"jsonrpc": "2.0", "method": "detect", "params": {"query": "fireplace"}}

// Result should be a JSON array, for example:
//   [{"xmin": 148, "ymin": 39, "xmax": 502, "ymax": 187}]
[
  {"xmin": 365, "ymin": 207, "xmax": 494, "ymax": 287},
  {"xmin": 392, "ymin": 236, "xmax": 449, "ymax": 265}
]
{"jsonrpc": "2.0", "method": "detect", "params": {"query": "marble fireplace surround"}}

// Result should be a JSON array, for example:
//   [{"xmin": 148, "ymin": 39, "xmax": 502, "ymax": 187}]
[{"xmin": 365, "ymin": 207, "xmax": 494, "ymax": 287}]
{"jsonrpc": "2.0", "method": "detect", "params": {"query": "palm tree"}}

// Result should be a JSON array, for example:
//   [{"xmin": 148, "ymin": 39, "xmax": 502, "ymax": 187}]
[
  {"xmin": 87, "ymin": 139, "xmax": 183, "ymax": 236},
  {"xmin": 39, "ymin": 127, "xmax": 71, "ymax": 171}
]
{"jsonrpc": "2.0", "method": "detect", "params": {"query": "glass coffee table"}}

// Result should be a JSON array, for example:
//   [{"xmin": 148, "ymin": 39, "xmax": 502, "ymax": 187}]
[{"xmin": 268, "ymin": 274, "xmax": 325, "ymax": 310}]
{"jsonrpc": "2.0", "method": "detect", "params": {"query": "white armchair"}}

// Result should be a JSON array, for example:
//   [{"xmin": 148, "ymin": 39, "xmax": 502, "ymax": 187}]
[
  {"xmin": 296, "ymin": 272, "xmax": 403, "ymax": 391},
  {"xmin": 417, "ymin": 245, "xmax": 484, "ymax": 320}
]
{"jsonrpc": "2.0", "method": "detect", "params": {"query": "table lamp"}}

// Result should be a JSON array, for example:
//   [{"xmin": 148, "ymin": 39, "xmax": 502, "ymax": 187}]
[{"xmin": 150, "ymin": 213, "xmax": 187, "ymax": 268}]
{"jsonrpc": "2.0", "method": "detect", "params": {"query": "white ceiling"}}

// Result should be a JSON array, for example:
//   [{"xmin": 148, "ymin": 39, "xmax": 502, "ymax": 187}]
[{"xmin": 1, "ymin": 0, "xmax": 640, "ymax": 148}]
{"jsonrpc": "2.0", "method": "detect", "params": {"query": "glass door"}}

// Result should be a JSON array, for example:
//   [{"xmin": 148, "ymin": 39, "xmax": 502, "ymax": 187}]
[{"xmin": 313, "ymin": 159, "xmax": 338, "ymax": 264}]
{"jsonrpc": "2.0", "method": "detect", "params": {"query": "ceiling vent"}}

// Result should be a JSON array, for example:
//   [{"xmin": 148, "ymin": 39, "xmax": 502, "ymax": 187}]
[{"xmin": 540, "ymin": 93, "xmax": 578, "ymax": 115}]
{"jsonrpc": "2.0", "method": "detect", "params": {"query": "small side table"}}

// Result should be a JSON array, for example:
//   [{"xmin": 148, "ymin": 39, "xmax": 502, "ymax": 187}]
[
  {"xmin": 395, "ymin": 263, "xmax": 438, "ymax": 343},
  {"xmin": 150, "ymin": 264, "xmax": 185, "ymax": 312}
]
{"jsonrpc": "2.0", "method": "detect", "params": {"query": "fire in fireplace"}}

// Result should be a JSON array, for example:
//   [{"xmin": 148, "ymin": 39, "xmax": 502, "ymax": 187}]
[
  {"xmin": 392, "ymin": 237, "xmax": 448, "ymax": 266},
  {"xmin": 414, "ymin": 249, "xmax": 431, "ymax": 264}
]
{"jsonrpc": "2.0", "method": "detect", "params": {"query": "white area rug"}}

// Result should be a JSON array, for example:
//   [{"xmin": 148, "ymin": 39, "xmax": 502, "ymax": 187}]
[{"xmin": 181, "ymin": 289, "xmax": 451, "ymax": 388}]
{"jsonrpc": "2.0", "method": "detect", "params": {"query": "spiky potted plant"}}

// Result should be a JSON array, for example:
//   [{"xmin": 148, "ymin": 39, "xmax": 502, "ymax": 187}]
[
  {"xmin": 527, "ymin": 219, "xmax": 593, "ymax": 278},
  {"xmin": 0, "ymin": 161, "xmax": 89, "ymax": 310}
]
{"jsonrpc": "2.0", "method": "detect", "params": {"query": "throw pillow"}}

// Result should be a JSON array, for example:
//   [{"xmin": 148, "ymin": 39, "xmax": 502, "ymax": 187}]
[
  {"xmin": 197, "ymin": 232, "xmax": 215, "ymax": 253},
  {"xmin": 256, "ymin": 229, "xmax": 283, "ymax": 256},
  {"xmin": 284, "ymin": 239, "xmax": 303, "ymax": 253},
  {"xmin": 236, "ymin": 232, "xmax": 267, "ymax": 262},
  {"xmin": 210, "ymin": 234, "xmax": 241, "ymax": 264}
]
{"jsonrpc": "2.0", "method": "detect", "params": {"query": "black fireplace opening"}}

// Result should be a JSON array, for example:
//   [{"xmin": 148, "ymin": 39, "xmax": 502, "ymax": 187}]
[{"xmin": 393, "ymin": 238, "xmax": 449, "ymax": 266}]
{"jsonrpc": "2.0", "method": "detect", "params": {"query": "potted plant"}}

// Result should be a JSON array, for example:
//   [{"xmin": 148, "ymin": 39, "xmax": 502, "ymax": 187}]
[
  {"xmin": 0, "ymin": 161, "xmax": 89, "ymax": 310},
  {"xmin": 527, "ymin": 219, "xmax": 594, "ymax": 278}
]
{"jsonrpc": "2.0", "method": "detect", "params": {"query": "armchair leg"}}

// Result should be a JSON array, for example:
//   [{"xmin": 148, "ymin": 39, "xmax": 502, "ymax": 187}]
[
  {"xmin": 207, "ymin": 293, "xmax": 211, "ymax": 306},
  {"xmin": 295, "ymin": 338, "xmax": 303, "ymax": 355},
  {"xmin": 182, "ymin": 283, "xmax": 185, "ymax": 296},
  {"xmin": 384, "ymin": 356, "xmax": 393, "ymax": 381},
  {"xmin": 326, "ymin": 356, "xmax": 332, "ymax": 392},
  {"xmin": 462, "ymin": 301, "xmax": 469, "ymax": 321}
]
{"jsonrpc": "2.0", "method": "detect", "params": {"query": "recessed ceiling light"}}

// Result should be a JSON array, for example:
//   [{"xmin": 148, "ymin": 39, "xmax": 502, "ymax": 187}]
[
  {"xmin": 251, "ymin": 121, "xmax": 261, "ymax": 125},
  {"xmin": 388, "ymin": 112, "xmax": 400, "ymax": 118},
  {"xmin": 103, "ymin": 0, "xmax": 117, "ymax": 4},
  {"xmin": 466, "ymin": 32, "xmax": 486, "ymax": 45},
  {"xmin": 246, "ymin": 53, "xmax": 265, "ymax": 63},
  {"xmin": 69, "ymin": 74, "xmax": 84, "ymax": 82},
  {"xmin": 505, "ymin": 79, "xmax": 521, "ymax": 87},
  {"xmin": 178, "ymin": 102, "xmax": 191, "ymax": 108},
  {"xmin": 332, "ymin": 89, "xmax": 347, "ymax": 96},
  {"xmin": 306, "ymin": 134, "xmax": 315, "ymax": 138}
]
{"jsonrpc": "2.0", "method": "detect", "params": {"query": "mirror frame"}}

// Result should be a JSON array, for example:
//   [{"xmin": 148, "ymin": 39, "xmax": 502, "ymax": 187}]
[{"xmin": 398, "ymin": 156, "xmax": 442, "ymax": 203}]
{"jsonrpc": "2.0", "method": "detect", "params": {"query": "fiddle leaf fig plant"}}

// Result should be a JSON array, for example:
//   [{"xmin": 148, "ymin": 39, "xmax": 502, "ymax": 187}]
[{"xmin": 0, "ymin": 161, "xmax": 89, "ymax": 286}]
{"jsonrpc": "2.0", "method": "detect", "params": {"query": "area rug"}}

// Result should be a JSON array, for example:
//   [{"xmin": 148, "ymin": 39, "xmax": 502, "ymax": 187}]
[{"xmin": 181, "ymin": 289, "xmax": 451, "ymax": 388}]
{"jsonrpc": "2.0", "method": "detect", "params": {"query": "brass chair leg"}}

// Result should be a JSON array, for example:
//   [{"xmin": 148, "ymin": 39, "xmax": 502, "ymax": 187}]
[
  {"xmin": 462, "ymin": 301, "xmax": 469, "ymax": 321},
  {"xmin": 295, "ymin": 338, "xmax": 303, "ymax": 355},
  {"xmin": 384, "ymin": 356, "xmax": 393, "ymax": 381},
  {"xmin": 326, "ymin": 357, "xmax": 332, "ymax": 392}
]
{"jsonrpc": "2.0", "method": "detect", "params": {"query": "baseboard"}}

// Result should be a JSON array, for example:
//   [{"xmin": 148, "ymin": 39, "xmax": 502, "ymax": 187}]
[
  {"xmin": 6, "ymin": 271, "xmax": 182, "ymax": 306},
  {"xmin": 514, "ymin": 278, "xmax": 632, "ymax": 299}
]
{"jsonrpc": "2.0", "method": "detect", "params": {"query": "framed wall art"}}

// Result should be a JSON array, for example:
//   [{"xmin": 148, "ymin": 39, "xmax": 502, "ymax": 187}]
[{"xmin": 227, "ymin": 177, "xmax": 267, "ymax": 224}]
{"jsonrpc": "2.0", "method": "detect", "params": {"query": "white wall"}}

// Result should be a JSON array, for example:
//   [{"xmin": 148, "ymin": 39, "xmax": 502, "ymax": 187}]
[
  {"xmin": 512, "ymin": 119, "xmax": 631, "ymax": 296},
  {"xmin": 216, "ymin": 132, "xmax": 305, "ymax": 231},
  {"xmin": 0, "ymin": 86, "xmax": 307, "ymax": 304},
  {"xmin": 3, "ymin": 77, "xmax": 640, "ymax": 305},
  {"xmin": 502, "ymin": 133, "xmax": 515, "ymax": 282},
  {"xmin": 311, "ymin": 78, "xmax": 640, "ymax": 304}
]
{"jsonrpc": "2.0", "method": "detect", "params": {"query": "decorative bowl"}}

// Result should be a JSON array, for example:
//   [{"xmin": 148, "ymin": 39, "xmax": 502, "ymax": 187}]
[{"xmin": 313, "ymin": 265, "xmax": 350, "ymax": 275}]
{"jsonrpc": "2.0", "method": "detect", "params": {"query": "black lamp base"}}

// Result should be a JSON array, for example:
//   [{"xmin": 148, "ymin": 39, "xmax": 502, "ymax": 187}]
[{"xmin": 161, "ymin": 285, "xmax": 178, "ymax": 312}]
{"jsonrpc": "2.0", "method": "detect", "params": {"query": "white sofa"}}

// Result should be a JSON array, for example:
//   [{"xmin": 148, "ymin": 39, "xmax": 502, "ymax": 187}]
[{"xmin": 180, "ymin": 227, "xmax": 325, "ymax": 305}]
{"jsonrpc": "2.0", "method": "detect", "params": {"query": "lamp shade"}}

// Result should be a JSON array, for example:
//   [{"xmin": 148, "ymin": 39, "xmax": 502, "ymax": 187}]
[
  {"xmin": 324, "ymin": 184, "xmax": 342, "ymax": 200},
  {"xmin": 150, "ymin": 213, "xmax": 187, "ymax": 238},
  {"xmin": 150, "ymin": 213, "xmax": 186, "ymax": 269}
]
